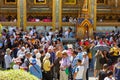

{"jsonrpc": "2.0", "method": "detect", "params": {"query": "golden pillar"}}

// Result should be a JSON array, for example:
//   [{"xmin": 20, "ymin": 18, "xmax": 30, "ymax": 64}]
[
  {"xmin": 94, "ymin": 0, "xmax": 97, "ymax": 30},
  {"xmin": 52, "ymin": 0, "xmax": 56, "ymax": 30},
  {"xmin": 52, "ymin": 0, "xmax": 62, "ymax": 30},
  {"xmin": 17, "ymin": 0, "xmax": 27, "ymax": 30},
  {"xmin": 89, "ymin": 0, "xmax": 97, "ymax": 30},
  {"xmin": 17, "ymin": 0, "xmax": 20, "ymax": 28}
]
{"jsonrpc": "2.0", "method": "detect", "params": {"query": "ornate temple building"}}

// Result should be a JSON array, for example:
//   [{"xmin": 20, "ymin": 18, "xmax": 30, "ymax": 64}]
[{"xmin": 0, "ymin": 0, "xmax": 120, "ymax": 37}]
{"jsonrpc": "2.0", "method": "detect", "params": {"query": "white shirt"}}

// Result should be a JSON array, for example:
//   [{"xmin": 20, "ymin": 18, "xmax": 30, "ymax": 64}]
[
  {"xmin": 104, "ymin": 77, "xmax": 114, "ymax": 80},
  {"xmin": 49, "ymin": 31, "xmax": 54, "ymax": 37},
  {"xmin": 17, "ymin": 50, "xmax": 25, "ymax": 58},
  {"xmin": 41, "ymin": 37, "xmax": 45, "ymax": 43},
  {"xmin": 75, "ymin": 65, "xmax": 84, "ymax": 79},
  {"xmin": 4, "ymin": 54, "xmax": 12, "ymax": 69},
  {"xmin": 45, "ymin": 36, "xmax": 51, "ymax": 41},
  {"xmin": 82, "ymin": 56, "xmax": 89, "ymax": 69},
  {"xmin": 29, "ymin": 30, "xmax": 33, "ymax": 36},
  {"xmin": 64, "ymin": 31, "xmax": 69, "ymax": 38},
  {"xmin": 36, "ymin": 53, "xmax": 41, "ymax": 67}
]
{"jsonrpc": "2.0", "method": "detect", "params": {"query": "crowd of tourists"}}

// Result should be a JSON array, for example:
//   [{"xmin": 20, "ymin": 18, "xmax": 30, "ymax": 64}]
[{"xmin": 0, "ymin": 27, "xmax": 120, "ymax": 80}]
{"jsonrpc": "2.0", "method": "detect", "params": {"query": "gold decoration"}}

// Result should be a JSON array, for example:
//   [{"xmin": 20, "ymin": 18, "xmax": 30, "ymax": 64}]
[
  {"xmin": 5, "ymin": 0, "xmax": 16, "ymax": 4},
  {"xmin": 64, "ymin": 0, "xmax": 76, "ymax": 4},
  {"xmin": 34, "ymin": 0, "xmax": 46, "ymax": 4}
]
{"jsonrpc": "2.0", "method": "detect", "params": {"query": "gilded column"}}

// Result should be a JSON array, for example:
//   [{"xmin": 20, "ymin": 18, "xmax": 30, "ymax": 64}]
[
  {"xmin": 17, "ymin": 0, "xmax": 27, "ymax": 30},
  {"xmin": 17, "ymin": 0, "xmax": 20, "ymax": 28},
  {"xmin": 90, "ymin": 0, "xmax": 97, "ymax": 30},
  {"xmin": 52, "ymin": 0, "xmax": 62, "ymax": 30}
]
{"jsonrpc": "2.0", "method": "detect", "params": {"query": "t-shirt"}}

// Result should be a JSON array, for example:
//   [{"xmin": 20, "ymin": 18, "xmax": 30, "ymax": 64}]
[
  {"xmin": 43, "ymin": 59, "xmax": 51, "ymax": 71},
  {"xmin": 98, "ymin": 70, "xmax": 107, "ymax": 80},
  {"xmin": 75, "ymin": 65, "xmax": 84, "ymax": 79}
]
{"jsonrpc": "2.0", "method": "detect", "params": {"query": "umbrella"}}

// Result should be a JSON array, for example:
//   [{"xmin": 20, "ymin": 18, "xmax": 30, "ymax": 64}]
[{"xmin": 93, "ymin": 45, "xmax": 110, "ymax": 52}]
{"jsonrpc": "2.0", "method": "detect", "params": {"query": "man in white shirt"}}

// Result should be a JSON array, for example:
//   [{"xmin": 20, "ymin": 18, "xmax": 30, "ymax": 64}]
[
  {"xmin": 74, "ymin": 59, "xmax": 84, "ymax": 80},
  {"xmin": 17, "ymin": 47, "xmax": 26, "ymax": 59}
]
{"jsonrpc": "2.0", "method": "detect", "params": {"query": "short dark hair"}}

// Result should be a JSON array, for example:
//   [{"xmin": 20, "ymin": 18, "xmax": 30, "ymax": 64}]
[
  {"xmin": 40, "ymin": 50, "xmax": 44, "ymax": 54},
  {"xmin": 73, "ymin": 51, "xmax": 78, "ymax": 55},
  {"xmin": 78, "ymin": 59, "xmax": 82, "ymax": 63},
  {"xmin": 78, "ymin": 47, "xmax": 82, "ymax": 51},
  {"xmin": 107, "ymin": 71, "xmax": 113, "ymax": 76}
]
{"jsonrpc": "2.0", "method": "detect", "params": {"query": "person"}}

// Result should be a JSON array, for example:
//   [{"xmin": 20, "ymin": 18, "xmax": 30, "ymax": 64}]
[
  {"xmin": 17, "ymin": 47, "xmax": 26, "ymax": 63},
  {"xmin": 104, "ymin": 71, "xmax": 115, "ymax": 80},
  {"xmin": 74, "ymin": 59, "xmax": 84, "ymax": 80},
  {"xmin": 60, "ymin": 50, "xmax": 71, "ymax": 80},
  {"xmin": 12, "ymin": 57, "xmax": 21, "ymax": 70},
  {"xmin": 109, "ymin": 44, "xmax": 119, "ymax": 63},
  {"xmin": 23, "ymin": 52, "xmax": 32, "ymax": 71},
  {"xmin": 114, "ymin": 58, "xmax": 120, "ymax": 80},
  {"xmin": 29, "ymin": 58, "xmax": 42, "ymax": 80},
  {"xmin": 98, "ymin": 64, "xmax": 108, "ymax": 80},
  {"xmin": 4, "ymin": 48, "xmax": 12, "ymax": 70},
  {"xmin": 43, "ymin": 53, "xmax": 52, "ymax": 80},
  {"xmin": 71, "ymin": 50, "xmax": 78, "ymax": 79},
  {"xmin": 94, "ymin": 50, "xmax": 103, "ymax": 78},
  {"xmin": 0, "ymin": 51, "xmax": 5, "ymax": 68},
  {"xmin": 34, "ymin": 49, "xmax": 41, "ymax": 67},
  {"xmin": 76, "ymin": 47, "xmax": 83, "ymax": 60},
  {"xmin": 82, "ymin": 51, "xmax": 89, "ymax": 80},
  {"xmin": 54, "ymin": 51, "xmax": 62, "ymax": 80}
]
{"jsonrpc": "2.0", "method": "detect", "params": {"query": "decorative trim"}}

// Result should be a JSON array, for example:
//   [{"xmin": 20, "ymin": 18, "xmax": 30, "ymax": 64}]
[
  {"xmin": 97, "ymin": 0, "xmax": 106, "ymax": 5},
  {"xmin": 5, "ymin": 0, "xmax": 16, "ymax": 4},
  {"xmin": 64, "ymin": 0, "xmax": 76, "ymax": 5},
  {"xmin": 34, "ymin": 0, "xmax": 46, "ymax": 4}
]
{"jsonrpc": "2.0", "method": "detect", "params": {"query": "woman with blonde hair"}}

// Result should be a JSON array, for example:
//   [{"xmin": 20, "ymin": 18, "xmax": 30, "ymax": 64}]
[{"xmin": 54, "ymin": 51, "xmax": 62, "ymax": 80}]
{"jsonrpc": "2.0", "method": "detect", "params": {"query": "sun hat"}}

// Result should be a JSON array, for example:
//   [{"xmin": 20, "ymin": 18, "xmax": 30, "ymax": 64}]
[
  {"xmin": 45, "ymin": 53, "xmax": 51, "ymax": 59},
  {"xmin": 36, "ymin": 53, "xmax": 41, "ymax": 59},
  {"xmin": 62, "ymin": 50, "xmax": 68, "ymax": 55},
  {"xmin": 21, "ymin": 47, "xmax": 25, "ymax": 50},
  {"xmin": 82, "ymin": 52, "xmax": 87, "ymax": 56}
]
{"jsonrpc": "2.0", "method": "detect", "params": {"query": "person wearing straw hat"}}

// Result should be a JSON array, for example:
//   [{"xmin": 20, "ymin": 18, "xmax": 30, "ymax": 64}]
[
  {"xmin": 4, "ymin": 48, "xmax": 12, "ymax": 70},
  {"xmin": 60, "ymin": 50, "xmax": 71, "ymax": 80}
]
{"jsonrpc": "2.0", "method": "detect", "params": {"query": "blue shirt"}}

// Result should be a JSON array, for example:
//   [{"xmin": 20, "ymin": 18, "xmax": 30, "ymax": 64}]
[
  {"xmin": 29, "ymin": 64, "xmax": 42, "ymax": 79},
  {"xmin": 76, "ymin": 52, "xmax": 83, "ymax": 60},
  {"xmin": 50, "ymin": 52, "xmax": 56, "ymax": 64},
  {"xmin": 71, "ymin": 56, "xmax": 78, "ymax": 68}
]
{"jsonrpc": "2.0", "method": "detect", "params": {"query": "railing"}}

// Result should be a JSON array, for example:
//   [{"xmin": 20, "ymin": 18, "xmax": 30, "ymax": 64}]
[
  {"xmin": 62, "ymin": 22, "xmax": 75, "ymax": 26},
  {"xmin": 1, "ymin": 21, "xmax": 120, "ymax": 27},
  {"xmin": 27, "ymin": 22, "xmax": 52, "ymax": 26},
  {"xmin": 0, "ymin": 22, "xmax": 17, "ymax": 26},
  {"xmin": 97, "ymin": 21, "xmax": 120, "ymax": 26}
]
